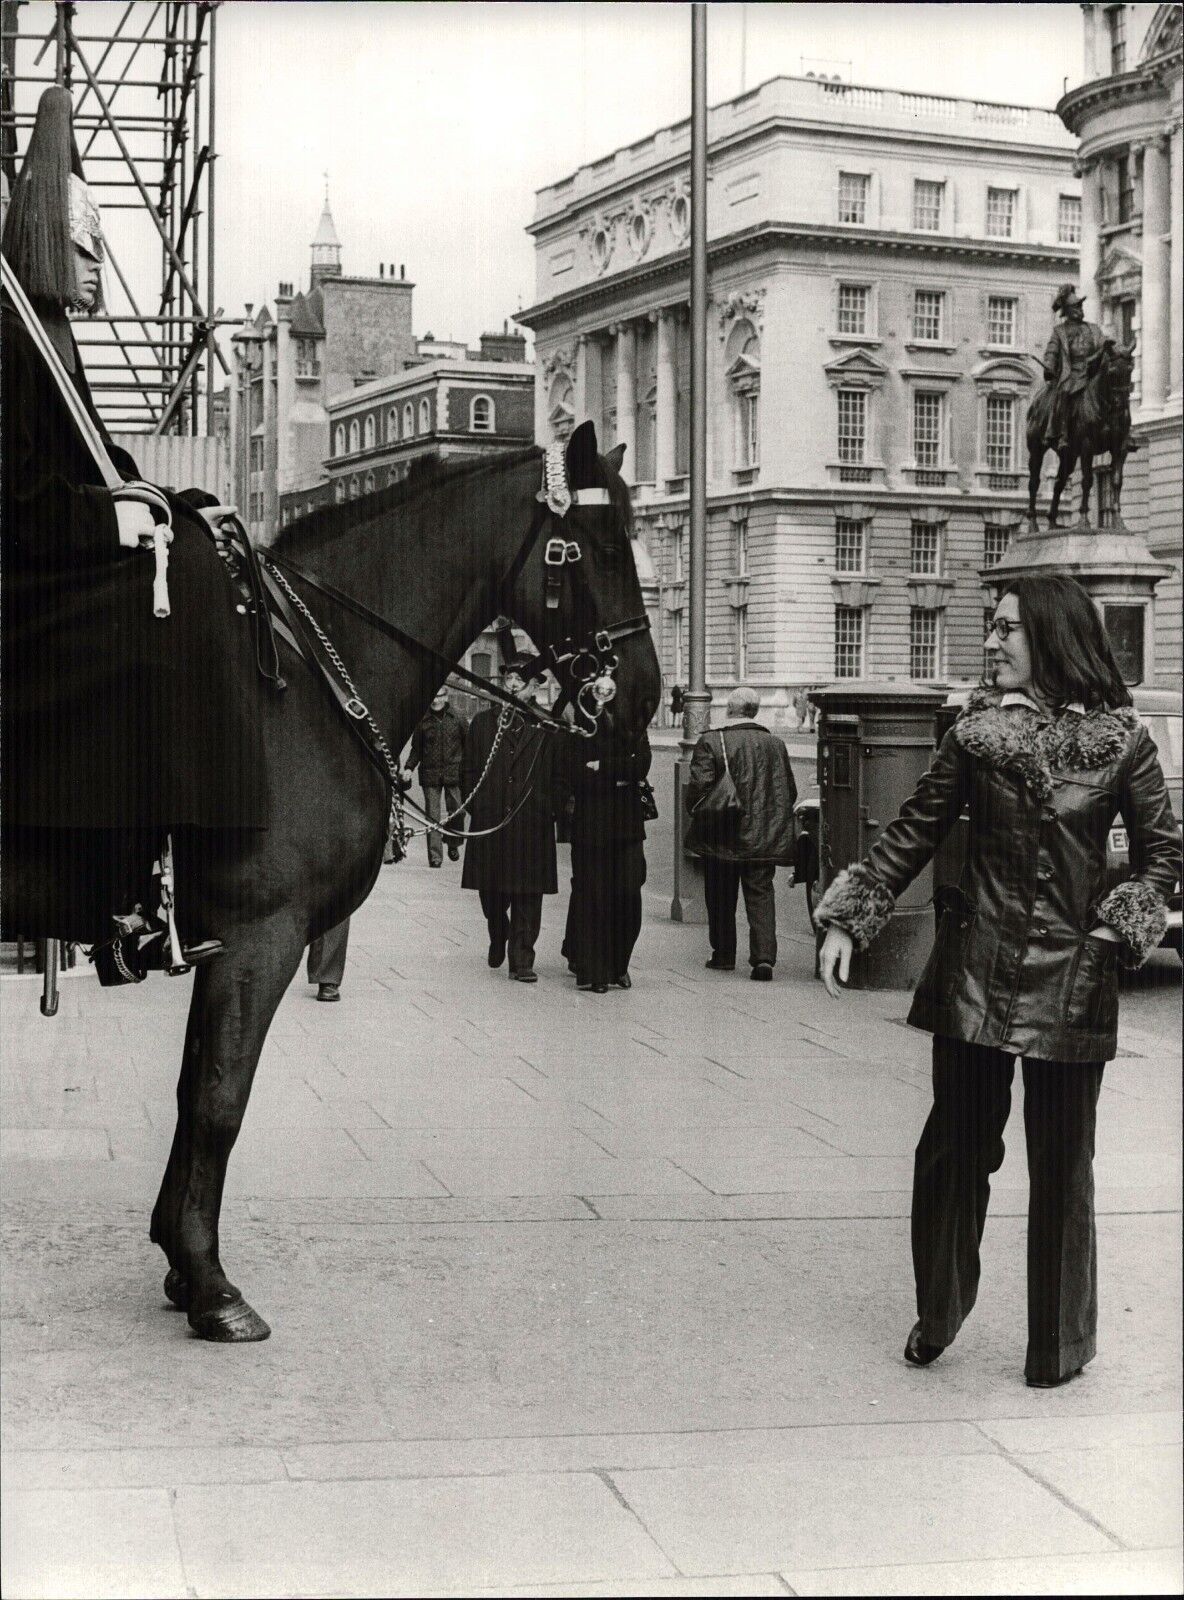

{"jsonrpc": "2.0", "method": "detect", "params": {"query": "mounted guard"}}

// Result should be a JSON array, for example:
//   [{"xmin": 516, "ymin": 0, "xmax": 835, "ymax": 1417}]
[
  {"xmin": 1, "ymin": 88, "xmax": 268, "ymax": 979},
  {"xmin": 1026, "ymin": 282, "xmax": 1135, "ymax": 531}
]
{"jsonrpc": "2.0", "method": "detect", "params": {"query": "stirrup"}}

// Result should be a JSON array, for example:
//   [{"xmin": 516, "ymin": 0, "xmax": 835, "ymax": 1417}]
[{"xmin": 159, "ymin": 836, "xmax": 224, "ymax": 974}]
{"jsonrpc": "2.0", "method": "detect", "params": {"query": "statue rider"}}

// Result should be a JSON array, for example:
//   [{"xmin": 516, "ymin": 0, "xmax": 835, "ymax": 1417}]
[
  {"xmin": 2, "ymin": 87, "xmax": 268, "ymax": 979},
  {"xmin": 1041, "ymin": 283, "xmax": 1108, "ymax": 453}
]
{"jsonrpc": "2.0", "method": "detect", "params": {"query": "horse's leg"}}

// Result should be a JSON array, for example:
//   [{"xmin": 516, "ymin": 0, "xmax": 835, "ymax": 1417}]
[
  {"xmin": 1048, "ymin": 449, "xmax": 1071, "ymax": 528},
  {"xmin": 1027, "ymin": 443, "xmax": 1044, "ymax": 531},
  {"xmin": 1079, "ymin": 450, "xmax": 1093, "ymax": 525},
  {"xmin": 154, "ymin": 920, "xmax": 306, "ymax": 1341}
]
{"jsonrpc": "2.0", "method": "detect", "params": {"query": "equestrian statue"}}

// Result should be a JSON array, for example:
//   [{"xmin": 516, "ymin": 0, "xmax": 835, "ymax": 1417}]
[
  {"xmin": 1026, "ymin": 282, "xmax": 1135, "ymax": 532},
  {"xmin": 2, "ymin": 89, "xmax": 661, "ymax": 1342}
]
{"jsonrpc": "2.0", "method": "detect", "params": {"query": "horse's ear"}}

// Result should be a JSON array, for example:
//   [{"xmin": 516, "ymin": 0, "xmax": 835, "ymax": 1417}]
[
  {"xmin": 604, "ymin": 442, "xmax": 626, "ymax": 473},
  {"xmin": 565, "ymin": 421, "xmax": 599, "ymax": 488}
]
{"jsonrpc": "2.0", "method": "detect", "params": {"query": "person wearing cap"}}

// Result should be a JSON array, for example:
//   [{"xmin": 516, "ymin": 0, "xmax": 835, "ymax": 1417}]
[
  {"xmin": 407, "ymin": 689, "xmax": 467, "ymax": 868},
  {"xmin": 460, "ymin": 654, "xmax": 557, "ymax": 982},
  {"xmin": 1040, "ymin": 284, "xmax": 1108, "ymax": 454},
  {"xmin": 1, "ymin": 88, "xmax": 266, "ymax": 962}
]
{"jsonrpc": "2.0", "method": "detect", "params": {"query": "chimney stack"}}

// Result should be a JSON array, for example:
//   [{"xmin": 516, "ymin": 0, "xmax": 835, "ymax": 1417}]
[{"xmin": 379, "ymin": 263, "xmax": 385, "ymax": 278}]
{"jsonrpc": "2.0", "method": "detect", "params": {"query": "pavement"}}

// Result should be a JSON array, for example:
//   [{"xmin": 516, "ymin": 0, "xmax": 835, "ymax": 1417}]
[{"xmin": 1, "ymin": 841, "xmax": 1180, "ymax": 1598}]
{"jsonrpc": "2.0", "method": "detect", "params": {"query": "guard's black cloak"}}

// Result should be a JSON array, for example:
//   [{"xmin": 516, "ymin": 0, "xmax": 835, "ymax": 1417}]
[
  {"xmin": 1, "ymin": 300, "xmax": 268, "ymax": 834},
  {"xmin": 460, "ymin": 707, "xmax": 558, "ymax": 896}
]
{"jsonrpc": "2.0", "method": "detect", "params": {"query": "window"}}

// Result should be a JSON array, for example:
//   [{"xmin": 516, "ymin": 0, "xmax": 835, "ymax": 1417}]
[
  {"xmin": 985, "ymin": 394, "xmax": 1015, "ymax": 470},
  {"xmin": 1108, "ymin": 5, "xmax": 1126, "ymax": 73},
  {"xmin": 334, "ymin": 480, "xmax": 345, "ymax": 504},
  {"xmin": 734, "ymin": 519, "xmax": 748, "ymax": 577},
  {"xmin": 1116, "ymin": 154, "xmax": 1134, "ymax": 223},
  {"xmin": 671, "ymin": 523, "xmax": 685, "ymax": 583},
  {"xmin": 403, "ymin": 402, "xmax": 415, "ymax": 437},
  {"xmin": 736, "ymin": 390, "xmax": 759, "ymax": 467},
  {"xmin": 726, "ymin": 325, "xmax": 761, "ymax": 469},
  {"xmin": 838, "ymin": 171, "xmax": 869, "ymax": 224},
  {"xmin": 735, "ymin": 605, "xmax": 748, "ymax": 678},
  {"xmin": 1057, "ymin": 194, "xmax": 1082, "ymax": 244},
  {"xmin": 910, "ymin": 609, "xmax": 940, "ymax": 679},
  {"xmin": 470, "ymin": 395, "xmax": 495, "ymax": 433},
  {"xmin": 910, "ymin": 519, "xmax": 942, "ymax": 575},
  {"xmin": 1115, "ymin": 297, "xmax": 1136, "ymax": 346},
  {"xmin": 834, "ymin": 518, "xmax": 865, "ymax": 573},
  {"xmin": 986, "ymin": 186, "xmax": 1016, "ymax": 239},
  {"xmin": 834, "ymin": 607, "xmax": 864, "ymax": 677},
  {"xmin": 913, "ymin": 393, "xmax": 944, "ymax": 470},
  {"xmin": 670, "ymin": 610, "xmax": 684, "ymax": 682},
  {"xmin": 913, "ymin": 179, "xmax": 944, "ymax": 231},
  {"xmin": 419, "ymin": 397, "xmax": 431, "ymax": 434},
  {"xmin": 334, "ymin": 424, "xmax": 345, "ymax": 456},
  {"xmin": 984, "ymin": 607, "xmax": 997, "ymax": 676},
  {"xmin": 984, "ymin": 523, "xmax": 1011, "ymax": 567},
  {"xmin": 363, "ymin": 415, "xmax": 376, "ymax": 449},
  {"xmin": 987, "ymin": 295, "xmax": 1016, "ymax": 347},
  {"xmin": 912, "ymin": 289, "xmax": 945, "ymax": 342},
  {"xmin": 837, "ymin": 389, "xmax": 867, "ymax": 463},
  {"xmin": 348, "ymin": 419, "xmax": 360, "ymax": 454},
  {"xmin": 837, "ymin": 283, "xmax": 869, "ymax": 335},
  {"xmin": 387, "ymin": 407, "xmax": 399, "ymax": 442},
  {"xmin": 248, "ymin": 437, "xmax": 263, "ymax": 472}
]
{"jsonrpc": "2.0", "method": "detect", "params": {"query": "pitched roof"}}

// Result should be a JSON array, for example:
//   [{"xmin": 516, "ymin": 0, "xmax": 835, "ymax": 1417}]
[
  {"xmin": 312, "ymin": 199, "xmax": 341, "ymax": 249},
  {"xmin": 289, "ymin": 286, "xmax": 324, "ymax": 336}
]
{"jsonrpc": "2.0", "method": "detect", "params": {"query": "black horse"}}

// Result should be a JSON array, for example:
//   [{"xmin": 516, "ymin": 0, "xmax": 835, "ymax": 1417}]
[
  {"xmin": 1026, "ymin": 339, "xmax": 1135, "ymax": 531},
  {"xmin": 2, "ymin": 421, "xmax": 660, "ymax": 1340}
]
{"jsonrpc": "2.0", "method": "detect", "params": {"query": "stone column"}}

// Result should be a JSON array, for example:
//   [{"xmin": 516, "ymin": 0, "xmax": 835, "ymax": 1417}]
[
  {"xmin": 1082, "ymin": 4, "xmax": 1099, "ymax": 80},
  {"xmin": 1078, "ymin": 159, "xmax": 1102, "ymax": 305},
  {"xmin": 1169, "ymin": 119, "xmax": 1183, "ymax": 402},
  {"xmin": 573, "ymin": 335, "xmax": 588, "ymax": 425},
  {"xmin": 1139, "ymin": 136, "xmax": 1171, "ymax": 413},
  {"xmin": 655, "ymin": 308, "xmax": 678, "ymax": 489},
  {"xmin": 613, "ymin": 321, "xmax": 637, "ymax": 483}
]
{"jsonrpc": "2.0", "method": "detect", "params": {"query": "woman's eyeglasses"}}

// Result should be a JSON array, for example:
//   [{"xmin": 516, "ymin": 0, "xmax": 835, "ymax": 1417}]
[{"xmin": 989, "ymin": 618, "xmax": 1024, "ymax": 641}]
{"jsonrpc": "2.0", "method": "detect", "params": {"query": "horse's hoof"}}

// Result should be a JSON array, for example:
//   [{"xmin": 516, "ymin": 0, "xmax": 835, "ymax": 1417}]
[
  {"xmin": 163, "ymin": 1268, "xmax": 190, "ymax": 1311},
  {"xmin": 188, "ymin": 1294, "xmax": 271, "ymax": 1343}
]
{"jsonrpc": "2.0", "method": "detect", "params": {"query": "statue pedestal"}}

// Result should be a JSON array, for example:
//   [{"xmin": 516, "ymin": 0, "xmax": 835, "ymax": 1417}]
[{"xmin": 982, "ymin": 522, "xmax": 1173, "ymax": 686}]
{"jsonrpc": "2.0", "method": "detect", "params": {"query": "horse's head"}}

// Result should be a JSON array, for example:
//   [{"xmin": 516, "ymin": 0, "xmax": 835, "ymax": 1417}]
[
  {"xmin": 503, "ymin": 420, "xmax": 660, "ymax": 745},
  {"xmin": 1089, "ymin": 336, "xmax": 1135, "ymax": 400}
]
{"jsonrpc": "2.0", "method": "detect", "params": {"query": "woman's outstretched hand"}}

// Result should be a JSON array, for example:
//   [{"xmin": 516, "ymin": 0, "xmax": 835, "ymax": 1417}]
[{"xmin": 819, "ymin": 928, "xmax": 854, "ymax": 999}]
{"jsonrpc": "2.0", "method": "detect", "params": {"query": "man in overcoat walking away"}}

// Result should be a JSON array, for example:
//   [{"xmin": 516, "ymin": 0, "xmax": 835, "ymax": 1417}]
[
  {"xmin": 461, "ymin": 655, "xmax": 557, "ymax": 982},
  {"xmin": 407, "ymin": 689, "xmax": 467, "ymax": 867}
]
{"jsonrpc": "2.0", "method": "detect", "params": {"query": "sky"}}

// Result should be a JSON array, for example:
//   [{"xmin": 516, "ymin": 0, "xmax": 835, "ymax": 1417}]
[
  {"xmin": 214, "ymin": 1, "xmax": 1084, "ymax": 348},
  {"xmin": 11, "ymin": 2, "xmax": 1085, "ymax": 361}
]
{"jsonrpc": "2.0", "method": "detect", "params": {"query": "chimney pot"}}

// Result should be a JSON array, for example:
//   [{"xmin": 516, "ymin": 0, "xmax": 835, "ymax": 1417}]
[
  {"xmin": 400, "ymin": 264, "xmax": 405, "ymax": 279},
  {"xmin": 379, "ymin": 264, "xmax": 385, "ymax": 277}
]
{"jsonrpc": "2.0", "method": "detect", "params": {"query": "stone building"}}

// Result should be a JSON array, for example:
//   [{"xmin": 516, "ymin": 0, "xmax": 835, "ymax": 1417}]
[
  {"xmin": 518, "ymin": 73, "xmax": 1081, "ymax": 723},
  {"xmin": 1058, "ymin": 3, "xmax": 1182, "ymax": 683},
  {"xmin": 229, "ymin": 193, "xmax": 417, "ymax": 545}
]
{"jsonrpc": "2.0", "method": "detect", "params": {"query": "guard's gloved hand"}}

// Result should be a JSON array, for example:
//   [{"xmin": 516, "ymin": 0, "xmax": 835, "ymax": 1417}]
[
  {"xmin": 115, "ymin": 499, "xmax": 157, "ymax": 548},
  {"xmin": 196, "ymin": 503, "xmax": 241, "ymax": 535}
]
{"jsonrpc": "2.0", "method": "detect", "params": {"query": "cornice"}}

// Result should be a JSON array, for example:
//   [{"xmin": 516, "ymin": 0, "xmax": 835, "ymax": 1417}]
[
  {"xmin": 1057, "ymin": 49, "xmax": 1182, "ymax": 133},
  {"xmin": 518, "ymin": 223, "xmax": 1077, "ymax": 330}
]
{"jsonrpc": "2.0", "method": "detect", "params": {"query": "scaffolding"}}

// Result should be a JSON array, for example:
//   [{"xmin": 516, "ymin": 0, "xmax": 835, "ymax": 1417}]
[{"xmin": 1, "ymin": 0, "xmax": 231, "ymax": 433}]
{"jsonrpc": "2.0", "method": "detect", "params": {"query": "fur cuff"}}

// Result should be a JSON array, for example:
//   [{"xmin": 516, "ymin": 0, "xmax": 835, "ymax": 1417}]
[
  {"xmin": 814, "ymin": 865, "xmax": 895, "ymax": 950},
  {"xmin": 1093, "ymin": 879, "xmax": 1168, "ymax": 968}
]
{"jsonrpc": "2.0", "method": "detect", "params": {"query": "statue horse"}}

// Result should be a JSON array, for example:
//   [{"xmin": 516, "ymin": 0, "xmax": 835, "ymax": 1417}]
[
  {"xmin": 1026, "ymin": 339, "xmax": 1135, "ymax": 531},
  {"xmin": 2, "ymin": 421, "xmax": 660, "ymax": 1341}
]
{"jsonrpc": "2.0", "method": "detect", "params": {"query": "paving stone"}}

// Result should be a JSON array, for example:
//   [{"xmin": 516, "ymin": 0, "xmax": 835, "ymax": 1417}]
[
  {"xmin": 0, "ymin": 1127, "xmax": 111, "ymax": 1161},
  {"xmin": 978, "ymin": 1409, "xmax": 1182, "ymax": 1453},
  {"xmin": 1017, "ymin": 1442, "xmax": 1184, "ymax": 1549},
  {"xmin": 782, "ymin": 1548, "xmax": 1184, "ymax": 1595},
  {"xmin": 1, "ymin": 1487, "xmax": 186, "ymax": 1599},
  {"xmin": 3, "ymin": 1443, "xmax": 287, "ymax": 1489}
]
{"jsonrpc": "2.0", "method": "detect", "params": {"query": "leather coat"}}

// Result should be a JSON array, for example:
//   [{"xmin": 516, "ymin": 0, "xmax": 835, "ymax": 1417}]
[
  {"xmin": 815, "ymin": 692, "xmax": 1180, "ymax": 1063},
  {"xmin": 685, "ymin": 721, "xmax": 798, "ymax": 864}
]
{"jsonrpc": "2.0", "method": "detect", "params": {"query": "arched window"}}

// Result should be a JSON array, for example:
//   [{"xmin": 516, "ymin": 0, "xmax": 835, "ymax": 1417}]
[
  {"xmin": 349, "ymin": 475, "xmax": 359, "ymax": 499},
  {"xmin": 363, "ymin": 414, "xmax": 376, "ymax": 449},
  {"xmin": 470, "ymin": 394, "xmax": 495, "ymax": 433},
  {"xmin": 403, "ymin": 402, "xmax": 415, "ymax": 437},
  {"xmin": 334, "ymin": 480, "xmax": 346, "ymax": 504},
  {"xmin": 348, "ymin": 419, "xmax": 360, "ymax": 454},
  {"xmin": 419, "ymin": 397, "xmax": 431, "ymax": 435},
  {"xmin": 724, "ymin": 320, "xmax": 761, "ymax": 471},
  {"xmin": 364, "ymin": 470, "xmax": 375, "ymax": 494},
  {"xmin": 387, "ymin": 407, "xmax": 399, "ymax": 442},
  {"xmin": 334, "ymin": 424, "xmax": 346, "ymax": 456}
]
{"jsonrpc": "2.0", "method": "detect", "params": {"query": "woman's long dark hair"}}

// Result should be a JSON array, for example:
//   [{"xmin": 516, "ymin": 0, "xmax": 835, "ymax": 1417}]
[{"xmin": 1000, "ymin": 575, "xmax": 1132, "ymax": 711}]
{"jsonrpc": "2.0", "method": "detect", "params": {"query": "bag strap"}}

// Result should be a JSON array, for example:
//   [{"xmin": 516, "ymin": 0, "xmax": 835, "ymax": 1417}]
[{"xmin": 717, "ymin": 729, "xmax": 731, "ymax": 780}]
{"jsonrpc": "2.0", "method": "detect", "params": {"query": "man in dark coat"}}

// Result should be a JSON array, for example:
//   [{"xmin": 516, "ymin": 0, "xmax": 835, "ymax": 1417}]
[
  {"xmin": 407, "ymin": 690, "xmax": 466, "ymax": 867},
  {"xmin": 461, "ymin": 659, "xmax": 557, "ymax": 982},
  {"xmin": 559, "ymin": 726, "xmax": 651, "ymax": 992},
  {"xmin": 686, "ymin": 686, "xmax": 797, "ymax": 980},
  {"xmin": 1, "ymin": 87, "xmax": 266, "ymax": 950}
]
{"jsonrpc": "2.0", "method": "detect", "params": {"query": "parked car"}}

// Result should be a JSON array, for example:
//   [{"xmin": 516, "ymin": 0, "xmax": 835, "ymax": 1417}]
[{"xmin": 794, "ymin": 686, "xmax": 1183, "ymax": 958}]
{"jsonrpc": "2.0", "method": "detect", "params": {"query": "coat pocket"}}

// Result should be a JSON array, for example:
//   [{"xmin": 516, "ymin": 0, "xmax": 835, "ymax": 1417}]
[
  {"xmin": 1065, "ymin": 935, "xmax": 1119, "ymax": 1035},
  {"xmin": 917, "ymin": 893, "xmax": 976, "ymax": 1008}
]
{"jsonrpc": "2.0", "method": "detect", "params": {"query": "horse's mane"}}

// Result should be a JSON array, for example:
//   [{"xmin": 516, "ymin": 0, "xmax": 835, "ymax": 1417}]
[{"xmin": 270, "ymin": 435, "xmax": 635, "ymax": 563}]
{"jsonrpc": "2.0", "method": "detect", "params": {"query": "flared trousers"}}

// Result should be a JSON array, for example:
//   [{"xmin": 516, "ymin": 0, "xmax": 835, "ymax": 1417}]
[{"xmin": 913, "ymin": 1035, "xmax": 1104, "ymax": 1383}]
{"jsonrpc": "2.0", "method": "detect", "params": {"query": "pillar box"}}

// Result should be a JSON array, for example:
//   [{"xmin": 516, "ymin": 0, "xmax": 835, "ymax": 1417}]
[{"xmin": 809, "ymin": 682, "xmax": 947, "ymax": 990}]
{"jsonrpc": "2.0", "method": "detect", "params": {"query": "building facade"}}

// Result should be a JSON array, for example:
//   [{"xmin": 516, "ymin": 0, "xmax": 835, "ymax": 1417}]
[
  {"xmin": 229, "ymin": 195, "xmax": 417, "ymax": 545},
  {"xmin": 1058, "ymin": 3, "xmax": 1182, "ymax": 684},
  {"xmin": 519, "ymin": 73, "xmax": 1081, "ymax": 723}
]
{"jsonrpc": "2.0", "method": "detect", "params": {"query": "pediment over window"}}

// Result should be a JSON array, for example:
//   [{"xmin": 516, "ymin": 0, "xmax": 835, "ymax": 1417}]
[
  {"xmin": 971, "ymin": 355, "xmax": 1036, "ymax": 389},
  {"xmin": 726, "ymin": 351, "xmax": 761, "ymax": 388},
  {"xmin": 1143, "ymin": 3, "xmax": 1182, "ymax": 61},
  {"xmin": 1098, "ymin": 242, "xmax": 1143, "ymax": 297},
  {"xmin": 823, "ymin": 347, "xmax": 889, "ymax": 389}
]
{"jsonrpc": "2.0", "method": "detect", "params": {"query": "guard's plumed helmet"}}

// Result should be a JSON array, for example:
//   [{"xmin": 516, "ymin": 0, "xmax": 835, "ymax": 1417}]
[
  {"xmin": 1052, "ymin": 283, "xmax": 1085, "ymax": 313},
  {"xmin": 2, "ymin": 86, "xmax": 104, "ymax": 309}
]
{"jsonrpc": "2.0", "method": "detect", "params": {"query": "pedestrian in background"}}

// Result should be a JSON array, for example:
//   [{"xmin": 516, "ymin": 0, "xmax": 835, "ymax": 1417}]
[
  {"xmin": 461, "ymin": 655, "xmax": 557, "ymax": 983},
  {"xmin": 307, "ymin": 918, "xmax": 349, "ymax": 1002},
  {"xmin": 685, "ymin": 686, "xmax": 798, "ymax": 981},
  {"xmin": 407, "ymin": 689, "xmax": 466, "ymax": 868},
  {"xmin": 560, "ymin": 726, "xmax": 652, "ymax": 993},
  {"xmin": 816, "ymin": 575, "xmax": 1179, "ymax": 1387}
]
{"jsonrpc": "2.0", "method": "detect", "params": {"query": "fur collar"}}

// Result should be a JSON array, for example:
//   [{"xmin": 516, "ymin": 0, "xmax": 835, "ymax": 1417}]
[{"xmin": 954, "ymin": 688, "xmax": 1139, "ymax": 800}]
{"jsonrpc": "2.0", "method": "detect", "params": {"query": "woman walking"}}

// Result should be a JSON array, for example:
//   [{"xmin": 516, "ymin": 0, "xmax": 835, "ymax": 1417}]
[{"xmin": 815, "ymin": 575, "xmax": 1179, "ymax": 1387}]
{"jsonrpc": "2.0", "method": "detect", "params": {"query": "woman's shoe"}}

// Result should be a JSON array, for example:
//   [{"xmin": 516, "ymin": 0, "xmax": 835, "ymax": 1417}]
[
  {"xmin": 613, "ymin": 973, "xmax": 632, "ymax": 989},
  {"xmin": 904, "ymin": 1322, "xmax": 945, "ymax": 1367}
]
